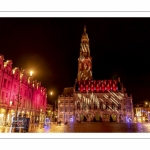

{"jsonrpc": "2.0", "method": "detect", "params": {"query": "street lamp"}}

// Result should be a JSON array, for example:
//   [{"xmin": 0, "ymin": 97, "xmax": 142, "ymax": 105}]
[
  {"xmin": 50, "ymin": 91, "xmax": 53, "ymax": 96},
  {"xmin": 145, "ymin": 102, "xmax": 148, "ymax": 106},
  {"xmin": 50, "ymin": 91, "xmax": 57, "ymax": 111},
  {"xmin": 49, "ymin": 91, "xmax": 57, "ymax": 122},
  {"xmin": 30, "ymin": 71, "xmax": 33, "ymax": 77},
  {"xmin": 145, "ymin": 102, "xmax": 149, "ymax": 122},
  {"xmin": 29, "ymin": 70, "xmax": 33, "ymax": 123},
  {"xmin": 10, "ymin": 100, "xmax": 12, "ymax": 106},
  {"xmin": 14, "ymin": 72, "xmax": 22, "ymax": 132}
]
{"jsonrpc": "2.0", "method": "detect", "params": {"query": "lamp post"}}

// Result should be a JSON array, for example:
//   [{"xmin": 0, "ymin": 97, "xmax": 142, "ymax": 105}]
[
  {"xmin": 145, "ymin": 102, "xmax": 149, "ymax": 122},
  {"xmin": 49, "ymin": 91, "xmax": 54, "ymax": 122},
  {"xmin": 14, "ymin": 73, "xmax": 22, "ymax": 132},
  {"xmin": 30, "ymin": 71, "xmax": 33, "ymax": 77},
  {"xmin": 29, "ymin": 71, "xmax": 33, "ymax": 123}
]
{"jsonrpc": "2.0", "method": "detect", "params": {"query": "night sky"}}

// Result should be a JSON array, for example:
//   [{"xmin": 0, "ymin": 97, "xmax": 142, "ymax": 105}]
[{"xmin": 0, "ymin": 18, "xmax": 150, "ymax": 105}]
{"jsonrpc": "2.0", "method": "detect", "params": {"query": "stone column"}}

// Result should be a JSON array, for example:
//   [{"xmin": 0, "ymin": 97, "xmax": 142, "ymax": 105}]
[{"xmin": 117, "ymin": 114, "xmax": 120, "ymax": 122}]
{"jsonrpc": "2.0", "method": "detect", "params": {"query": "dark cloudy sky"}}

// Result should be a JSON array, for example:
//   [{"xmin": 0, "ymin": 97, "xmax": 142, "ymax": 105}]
[{"xmin": 0, "ymin": 18, "xmax": 150, "ymax": 105}]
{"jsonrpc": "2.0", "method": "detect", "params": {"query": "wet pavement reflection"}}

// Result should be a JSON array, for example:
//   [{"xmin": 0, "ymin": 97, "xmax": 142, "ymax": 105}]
[{"xmin": 1, "ymin": 122, "xmax": 150, "ymax": 133}]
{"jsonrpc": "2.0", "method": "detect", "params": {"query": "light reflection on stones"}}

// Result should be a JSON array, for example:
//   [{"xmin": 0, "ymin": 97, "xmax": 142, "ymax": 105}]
[{"xmin": 1, "ymin": 122, "xmax": 150, "ymax": 133}]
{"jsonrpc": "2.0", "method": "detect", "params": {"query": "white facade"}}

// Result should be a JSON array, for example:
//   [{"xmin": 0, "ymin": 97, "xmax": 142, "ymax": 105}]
[{"xmin": 58, "ymin": 88, "xmax": 74, "ymax": 123}]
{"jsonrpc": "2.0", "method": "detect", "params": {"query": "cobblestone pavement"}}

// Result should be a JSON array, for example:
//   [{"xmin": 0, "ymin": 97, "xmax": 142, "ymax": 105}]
[{"xmin": 1, "ymin": 122, "xmax": 150, "ymax": 133}]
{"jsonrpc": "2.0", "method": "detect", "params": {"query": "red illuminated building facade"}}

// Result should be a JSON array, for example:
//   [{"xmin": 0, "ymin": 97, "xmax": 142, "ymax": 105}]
[
  {"xmin": 0, "ymin": 55, "xmax": 47, "ymax": 125},
  {"xmin": 58, "ymin": 26, "xmax": 134, "ymax": 123}
]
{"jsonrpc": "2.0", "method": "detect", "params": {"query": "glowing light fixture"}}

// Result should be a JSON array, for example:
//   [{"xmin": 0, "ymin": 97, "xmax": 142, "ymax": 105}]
[
  {"xmin": 10, "ymin": 100, "xmax": 12, "ymax": 106},
  {"xmin": 30, "ymin": 71, "xmax": 33, "ymax": 76},
  {"xmin": 50, "ymin": 91, "xmax": 53, "ymax": 96}
]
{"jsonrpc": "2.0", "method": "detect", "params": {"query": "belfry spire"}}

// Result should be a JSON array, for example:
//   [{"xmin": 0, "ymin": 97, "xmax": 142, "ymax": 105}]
[
  {"xmin": 77, "ymin": 26, "xmax": 93, "ymax": 81},
  {"xmin": 84, "ymin": 25, "xmax": 86, "ymax": 33}
]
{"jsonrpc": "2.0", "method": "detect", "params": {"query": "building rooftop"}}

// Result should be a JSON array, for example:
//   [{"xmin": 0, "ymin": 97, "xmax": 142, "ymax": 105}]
[
  {"xmin": 75, "ymin": 79, "xmax": 122, "ymax": 92},
  {"xmin": 61, "ymin": 87, "xmax": 74, "ymax": 97}
]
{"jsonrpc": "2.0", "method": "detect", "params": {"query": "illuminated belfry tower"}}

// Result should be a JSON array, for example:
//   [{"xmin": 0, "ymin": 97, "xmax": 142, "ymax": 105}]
[
  {"xmin": 58, "ymin": 26, "xmax": 134, "ymax": 124},
  {"xmin": 77, "ymin": 26, "xmax": 93, "ymax": 81}
]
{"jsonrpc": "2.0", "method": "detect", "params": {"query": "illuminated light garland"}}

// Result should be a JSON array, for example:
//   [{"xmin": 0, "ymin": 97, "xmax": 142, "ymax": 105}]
[
  {"xmin": 115, "ymin": 110, "xmax": 118, "ymax": 113},
  {"xmin": 109, "ymin": 106, "xmax": 114, "ymax": 111},
  {"xmin": 111, "ymin": 91, "xmax": 121, "ymax": 99},
  {"xmin": 118, "ymin": 92, "xmax": 124, "ymax": 96},
  {"xmin": 108, "ymin": 91, "xmax": 121, "ymax": 102},
  {"xmin": 110, "ymin": 98, "xmax": 118, "ymax": 106},
  {"xmin": 100, "ymin": 98, "xmax": 104, "ymax": 102},
  {"xmin": 111, "ymin": 97, "xmax": 119, "ymax": 105}
]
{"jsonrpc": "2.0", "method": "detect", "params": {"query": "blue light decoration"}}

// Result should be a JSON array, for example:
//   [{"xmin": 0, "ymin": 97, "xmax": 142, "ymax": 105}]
[
  {"xmin": 44, "ymin": 118, "xmax": 50, "ymax": 126},
  {"xmin": 44, "ymin": 124, "xmax": 50, "ymax": 133},
  {"xmin": 126, "ymin": 116, "xmax": 132, "ymax": 123},
  {"xmin": 70, "ymin": 118, "xmax": 73, "ymax": 122},
  {"xmin": 128, "ymin": 118, "xmax": 131, "ymax": 122}
]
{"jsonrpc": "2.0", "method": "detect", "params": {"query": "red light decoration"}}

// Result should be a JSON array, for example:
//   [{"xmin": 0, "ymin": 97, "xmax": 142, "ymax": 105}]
[
  {"xmin": 94, "ymin": 86, "xmax": 96, "ymax": 91},
  {"xmin": 93, "ymin": 80, "xmax": 96, "ymax": 91},
  {"xmin": 116, "ymin": 87, "xmax": 118, "ymax": 91},
  {"xmin": 109, "ymin": 80, "xmax": 112, "ymax": 85},
  {"xmin": 113, "ymin": 80, "xmax": 117, "ymax": 84},
  {"xmin": 78, "ymin": 79, "xmax": 119, "ymax": 92},
  {"xmin": 104, "ymin": 80, "xmax": 106, "ymax": 84},
  {"xmin": 96, "ymin": 84, "xmax": 100, "ymax": 92},
  {"xmin": 80, "ymin": 84, "xmax": 83, "ymax": 92},
  {"xmin": 112, "ymin": 84, "xmax": 116, "ymax": 92},
  {"xmin": 86, "ymin": 84, "xmax": 89, "ymax": 92},
  {"xmin": 107, "ymin": 83, "xmax": 110, "ymax": 91},
  {"xmin": 101, "ymin": 84, "xmax": 105, "ymax": 92},
  {"xmin": 91, "ymin": 84, "xmax": 94, "ymax": 92}
]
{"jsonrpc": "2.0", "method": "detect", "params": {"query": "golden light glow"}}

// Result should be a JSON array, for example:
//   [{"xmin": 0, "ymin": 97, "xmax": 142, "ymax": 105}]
[
  {"xmin": 30, "ymin": 71, "xmax": 33, "ymax": 76},
  {"xmin": 50, "ymin": 91, "xmax": 53, "ymax": 95},
  {"xmin": 13, "ymin": 70, "xmax": 15, "ymax": 74},
  {"xmin": 10, "ymin": 101, "xmax": 12, "ymax": 106}
]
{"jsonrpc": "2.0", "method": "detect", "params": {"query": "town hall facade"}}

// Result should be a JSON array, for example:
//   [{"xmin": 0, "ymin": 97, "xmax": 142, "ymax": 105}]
[{"xmin": 58, "ymin": 26, "xmax": 134, "ymax": 123}]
